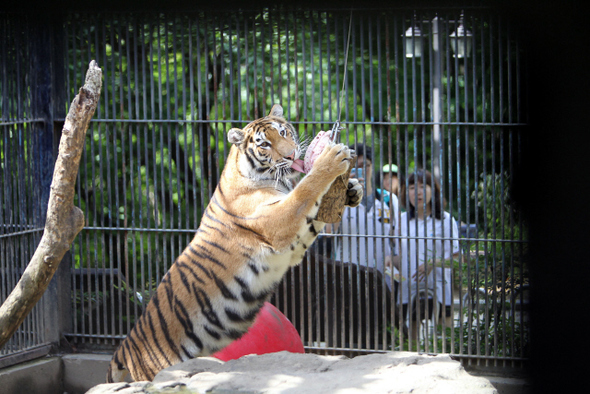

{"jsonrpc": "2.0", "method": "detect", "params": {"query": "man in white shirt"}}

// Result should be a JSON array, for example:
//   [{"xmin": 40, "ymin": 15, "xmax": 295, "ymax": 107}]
[{"xmin": 334, "ymin": 144, "xmax": 399, "ymax": 289}]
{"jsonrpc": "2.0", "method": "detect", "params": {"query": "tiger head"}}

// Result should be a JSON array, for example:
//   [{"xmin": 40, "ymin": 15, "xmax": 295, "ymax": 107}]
[{"xmin": 228, "ymin": 104, "xmax": 302, "ymax": 181}]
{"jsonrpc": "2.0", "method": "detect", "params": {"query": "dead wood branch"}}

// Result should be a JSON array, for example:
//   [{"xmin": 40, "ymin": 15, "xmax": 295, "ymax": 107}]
[{"xmin": 0, "ymin": 61, "xmax": 102, "ymax": 349}]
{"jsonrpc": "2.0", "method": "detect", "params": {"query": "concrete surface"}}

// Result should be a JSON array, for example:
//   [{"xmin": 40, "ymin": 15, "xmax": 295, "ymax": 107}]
[
  {"xmin": 0, "ymin": 357, "xmax": 63, "ymax": 394},
  {"xmin": 62, "ymin": 354, "xmax": 112, "ymax": 394}
]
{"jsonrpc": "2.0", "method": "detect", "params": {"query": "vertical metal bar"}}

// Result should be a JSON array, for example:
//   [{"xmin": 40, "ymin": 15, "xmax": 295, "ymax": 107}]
[
  {"xmin": 179, "ymin": 15, "xmax": 190, "ymax": 246},
  {"xmin": 242, "ymin": 16, "xmax": 250, "ymax": 118},
  {"xmin": 319, "ymin": 11, "xmax": 326, "ymax": 121},
  {"xmin": 306, "ymin": 10, "xmax": 321, "ymax": 344},
  {"xmin": 377, "ymin": 13, "xmax": 388, "ymax": 352},
  {"xmin": 228, "ymin": 14, "xmax": 235, "ymax": 120},
  {"xmin": 156, "ymin": 13, "xmax": 166, "ymax": 286},
  {"xmin": 487, "ymin": 20, "xmax": 497, "ymax": 364},
  {"xmin": 268, "ymin": 9, "xmax": 275, "ymax": 109},
  {"xmin": 112, "ymin": 13, "xmax": 123, "ymax": 343},
  {"xmin": 186, "ymin": 16, "xmax": 197, "ymax": 233},
  {"xmin": 134, "ymin": 12, "xmax": 145, "ymax": 333},
  {"xmin": 72, "ymin": 14, "xmax": 83, "ymax": 343},
  {"xmin": 171, "ymin": 14, "xmax": 181, "ymax": 236},
  {"xmin": 392, "ymin": 12, "xmax": 403, "ymax": 352},
  {"xmin": 332, "ymin": 13, "xmax": 342, "ymax": 351},
  {"xmin": 444, "ymin": 15, "xmax": 455, "ymax": 356},
  {"xmin": 507, "ymin": 37, "xmax": 517, "ymax": 362},
  {"xmin": 447, "ymin": 14, "xmax": 456, "ymax": 356},
  {"xmin": 80, "ymin": 17, "xmax": 92, "ymax": 343},
  {"xmin": 235, "ymin": 16, "xmax": 243, "ymax": 120},
  {"xmin": 514, "ymin": 21, "xmax": 527, "ymax": 362},
  {"xmin": 441, "ymin": 17, "xmax": 451, "ymax": 355},
  {"xmin": 400, "ymin": 14, "xmax": 408, "ymax": 351},
  {"xmin": 366, "ymin": 12, "xmax": 376, "ymax": 207},
  {"xmin": 212, "ymin": 15, "xmax": 223, "ymax": 187},
  {"xmin": 172, "ymin": 14, "xmax": 182, "ymax": 269},
  {"xmin": 163, "ymin": 14, "xmax": 174, "ymax": 275},
  {"xmin": 194, "ymin": 16, "xmax": 206, "ymax": 223},
  {"xmin": 411, "ymin": 12, "xmax": 422, "ymax": 351},
  {"xmin": 124, "ymin": 14, "xmax": 135, "ymax": 342},
  {"xmin": 18, "ymin": 21, "xmax": 29, "ymax": 350},
  {"xmin": 147, "ymin": 16, "xmax": 157, "ymax": 306},
  {"xmin": 301, "ymin": 12, "xmax": 308, "ymax": 123},
  {"xmin": 314, "ymin": 13, "xmax": 334, "ymax": 350},
  {"xmin": 202, "ymin": 15, "xmax": 212, "ymax": 201},
  {"xmin": 138, "ymin": 14, "xmax": 148, "ymax": 319},
  {"xmin": 1, "ymin": 18, "xmax": 8, "ymax": 355},
  {"xmin": 500, "ymin": 16, "xmax": 510, "ymax": 366}
]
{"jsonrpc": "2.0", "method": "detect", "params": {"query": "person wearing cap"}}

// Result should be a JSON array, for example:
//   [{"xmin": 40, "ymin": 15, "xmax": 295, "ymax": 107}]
[
  {"xmin": 381, "ymin": 163, "xmax": 399, "ymax": 196},
  {"xmin": 376, "ymin": 164, "xmax": 399, "ymax": 210}
]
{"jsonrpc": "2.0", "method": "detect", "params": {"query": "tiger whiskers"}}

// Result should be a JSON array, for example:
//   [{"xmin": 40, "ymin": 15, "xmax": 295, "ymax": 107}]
[
  {"xmin": 271, "ymin": 162, "xmax": 291, "ymax": 189},
  {"xmin": 299, "ymin": 136, "xmax": 311, "ymax": 156}
]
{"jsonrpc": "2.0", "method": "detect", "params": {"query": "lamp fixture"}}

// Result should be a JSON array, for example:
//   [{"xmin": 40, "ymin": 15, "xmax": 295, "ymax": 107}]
[
  {"xmin": 404, "ymin": 25, "xmax": 423, "ymax": 58},
  {"xmin": 449, "ymin": 16, "xmax": 473, "ymax": 58}
]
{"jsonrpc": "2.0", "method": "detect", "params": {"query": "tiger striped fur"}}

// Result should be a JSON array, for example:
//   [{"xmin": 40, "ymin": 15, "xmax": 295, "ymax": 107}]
[{"xmin": 106, "ymin": 104, "xmax": 363, "ymax": 382}]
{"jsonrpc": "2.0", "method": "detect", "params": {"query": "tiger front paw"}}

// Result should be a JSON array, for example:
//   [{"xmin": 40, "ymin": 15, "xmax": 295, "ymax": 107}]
[
  {"xmin": 345, "ymin": 178, "xmax": 363, "ymax": 207},
  {"xmin": 312, "ymin": 142, "xmax": 352, "ymax": 179}
]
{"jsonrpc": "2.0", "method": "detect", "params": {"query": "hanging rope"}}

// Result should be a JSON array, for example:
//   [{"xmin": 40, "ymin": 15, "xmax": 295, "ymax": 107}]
[{"xmin": 330, "ymin": 10, "xmax": 353, "ymax": 141}]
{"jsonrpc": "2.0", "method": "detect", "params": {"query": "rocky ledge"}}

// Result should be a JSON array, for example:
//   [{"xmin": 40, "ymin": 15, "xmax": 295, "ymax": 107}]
[{"xmin": 87, "ymin": 351, "xmax": 498, "ymax": 394}]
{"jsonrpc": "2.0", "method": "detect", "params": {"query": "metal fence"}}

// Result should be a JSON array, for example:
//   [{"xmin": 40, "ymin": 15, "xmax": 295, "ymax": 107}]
[
  {"xmin": 1, "ymin": 6, "xmax": 528, "ymax": 369},
  {"xmin": 0, "ymin": 13, "xmax": 56, "ymax": 364}
]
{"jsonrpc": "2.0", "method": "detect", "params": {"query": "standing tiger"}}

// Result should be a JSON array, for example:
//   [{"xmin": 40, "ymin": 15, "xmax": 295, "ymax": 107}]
[{"xmin": 107, "ymin": 104, "xmax": 363, "ymax": 382}]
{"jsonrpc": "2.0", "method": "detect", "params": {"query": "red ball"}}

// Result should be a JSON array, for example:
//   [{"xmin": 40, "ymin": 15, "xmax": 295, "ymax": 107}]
[{"xmin": 211, "ymin": 302, "xmax": 304, "ymax": 361}]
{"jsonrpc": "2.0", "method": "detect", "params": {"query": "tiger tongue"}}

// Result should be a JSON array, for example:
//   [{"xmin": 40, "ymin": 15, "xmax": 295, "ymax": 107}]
[{"xmin": 291, "ymin": 159, "xmax": 306, "ymax": 173}]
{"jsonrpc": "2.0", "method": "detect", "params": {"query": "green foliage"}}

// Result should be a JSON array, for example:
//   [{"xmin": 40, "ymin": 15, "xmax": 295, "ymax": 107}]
[
  {"xmin": 464, "ymin": 172, "xmax": 528, "ymax": 291},
  {"xmin": 448, "ymin": 302, "xmax": 530, "ymax": 358},
  {"xmin": 447, "ymin": 171, "xmax": 530, "ymax": 358}
]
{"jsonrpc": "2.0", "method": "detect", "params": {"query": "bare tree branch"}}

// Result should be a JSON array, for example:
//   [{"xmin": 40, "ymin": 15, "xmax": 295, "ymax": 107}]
[{"xmin": 0, "ymin": 61, "xmax": 102, "ymax": 349}]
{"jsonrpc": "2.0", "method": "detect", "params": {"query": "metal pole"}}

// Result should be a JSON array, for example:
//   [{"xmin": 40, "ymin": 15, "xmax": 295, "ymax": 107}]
[{"xmin": 432, "ymin": 17, "xmax": 442, "ymax": 180}]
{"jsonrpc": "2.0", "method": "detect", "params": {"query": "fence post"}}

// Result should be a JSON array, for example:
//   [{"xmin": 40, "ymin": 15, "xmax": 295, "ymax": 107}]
[{"xmin": 29, "ymin": 14, "xmax": 72, "ymax": 347}]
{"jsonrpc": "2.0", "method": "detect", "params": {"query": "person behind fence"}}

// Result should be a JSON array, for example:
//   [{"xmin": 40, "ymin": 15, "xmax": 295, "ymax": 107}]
[
  {"xmin": 331, "ymin": 143, "xmax": 399, "ymax": 289},
  {"xmin": 377, "ymin": 164, "xmax": 400, "ymax": 207},
  {"xmin": 385, "ymin": 169, "xmax": 460, "ymax": 336}
]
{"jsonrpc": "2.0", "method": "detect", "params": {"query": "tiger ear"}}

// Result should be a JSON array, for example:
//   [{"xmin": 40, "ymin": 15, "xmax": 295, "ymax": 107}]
[
  {"xmin": 268, "ymin": 104, "xmax": 283, "ymax": 118},
  {"xmin": 228, "ymin": 128, "xmax": 245, "ymax": 145}
]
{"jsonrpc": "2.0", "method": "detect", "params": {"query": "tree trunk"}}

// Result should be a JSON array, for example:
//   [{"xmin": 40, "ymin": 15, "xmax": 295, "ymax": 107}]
[{"xmin": 0, "ymin": 61, "xmax": 102, "ymax": 350}]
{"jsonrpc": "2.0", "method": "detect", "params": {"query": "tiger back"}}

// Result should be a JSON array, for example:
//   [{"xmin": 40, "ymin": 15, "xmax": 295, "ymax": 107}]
[{"xmin": 106, "ymin": 104, "xmax": 362, "ymax": 382}]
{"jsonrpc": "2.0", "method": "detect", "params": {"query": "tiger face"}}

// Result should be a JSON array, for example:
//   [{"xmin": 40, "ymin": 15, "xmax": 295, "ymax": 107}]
[{"xmin": 228, "ymin": 105, "xmax": 301, "ymax": 181}]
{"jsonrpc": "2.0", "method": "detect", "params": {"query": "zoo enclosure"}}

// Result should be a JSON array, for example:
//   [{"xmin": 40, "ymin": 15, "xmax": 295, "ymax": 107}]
[{"xmin": 0, "ymin": 6, "xmax": 528, "ymax": 370}]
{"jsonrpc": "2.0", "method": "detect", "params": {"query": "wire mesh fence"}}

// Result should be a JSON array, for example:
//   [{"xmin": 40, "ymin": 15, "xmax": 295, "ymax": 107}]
[
  {"xmin": 0, "ymin": 14, "xmax": 52, "ymax": 360},
  {"xmin": 1, "ymin": 7, "xmax": 528, "ymax": 368}
]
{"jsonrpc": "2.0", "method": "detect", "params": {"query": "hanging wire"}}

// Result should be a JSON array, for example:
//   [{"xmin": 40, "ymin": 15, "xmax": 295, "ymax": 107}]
[{"xmin": 330, "ymin": 10, "xmax": 353, "ymax": 140}]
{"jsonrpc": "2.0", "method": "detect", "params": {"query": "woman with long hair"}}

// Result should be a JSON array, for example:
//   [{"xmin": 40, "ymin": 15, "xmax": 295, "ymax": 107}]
[{"xmin": 386, "ymin": 169, "xmax": 460, "ymax": 340}]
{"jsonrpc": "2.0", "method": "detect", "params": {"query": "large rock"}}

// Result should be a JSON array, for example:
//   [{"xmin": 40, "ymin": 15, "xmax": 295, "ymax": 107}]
[{"xmin": 87, "ymin": 351, "xmax": 497, "ymax": 394}]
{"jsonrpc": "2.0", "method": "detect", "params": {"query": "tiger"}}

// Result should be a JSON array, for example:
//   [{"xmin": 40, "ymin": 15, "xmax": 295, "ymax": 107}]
[{"xmin": 106, "ymin": 104, "xmax": 363, "ymax": 382}]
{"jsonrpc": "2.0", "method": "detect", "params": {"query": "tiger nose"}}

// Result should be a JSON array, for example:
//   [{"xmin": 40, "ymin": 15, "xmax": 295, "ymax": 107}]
[{"xmin": 286, "ymin": 150, "xmax": 296, "ymax": 160}]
